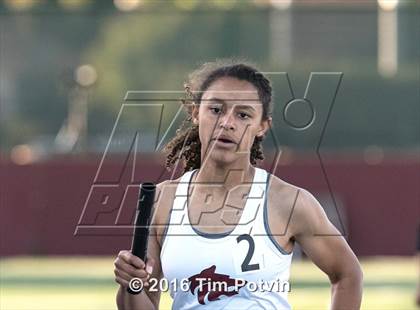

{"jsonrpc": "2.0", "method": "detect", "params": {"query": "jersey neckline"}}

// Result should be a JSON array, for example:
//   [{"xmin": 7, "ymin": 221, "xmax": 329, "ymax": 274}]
[{"xmin": 185, "ymin": 167, "xmax": 262, "ymax": 239}]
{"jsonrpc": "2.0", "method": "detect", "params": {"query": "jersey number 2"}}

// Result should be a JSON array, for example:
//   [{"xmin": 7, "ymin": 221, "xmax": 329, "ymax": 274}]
[{"xmin": 236, "ymin": 234, "xmax": 260, "ymax": 272}]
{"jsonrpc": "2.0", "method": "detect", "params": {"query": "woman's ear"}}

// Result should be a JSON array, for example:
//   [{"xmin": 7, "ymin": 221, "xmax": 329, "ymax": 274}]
[
  {"xmin": 258, "ymin": 117, "xmax": 272, "ymax": 138},
  {"xmin": 192, "ymin": 103, "xmax": 199, "ymax": 125}
]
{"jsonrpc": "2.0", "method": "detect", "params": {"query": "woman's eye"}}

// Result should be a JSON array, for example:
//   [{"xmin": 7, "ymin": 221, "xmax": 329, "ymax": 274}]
[
  {"xmin": 238, "ymin": 112, "xmax": 250, "ymax": 119},
  {"xmin": 210, "ymin": 107, "xmax": 222, "ymax": 114}
]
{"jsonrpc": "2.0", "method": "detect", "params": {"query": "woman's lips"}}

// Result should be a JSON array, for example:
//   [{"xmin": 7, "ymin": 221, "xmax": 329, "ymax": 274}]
[
  {"xmin": 213, "ymin": 138, "xmax": 236, "ymax": 147},
  {"xmin": 218, "ymin": 138, "xmax": 233, "ymax": 143}
]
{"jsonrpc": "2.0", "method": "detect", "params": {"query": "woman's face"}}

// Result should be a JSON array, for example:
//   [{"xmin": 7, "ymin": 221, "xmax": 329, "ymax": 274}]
[{"xmin": 192, "ymin": 77, "xmax": 271, "ymax": 165}]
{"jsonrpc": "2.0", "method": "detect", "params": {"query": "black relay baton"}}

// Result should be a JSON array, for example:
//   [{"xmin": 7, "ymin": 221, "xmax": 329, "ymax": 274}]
[{"xmin": 127, "ymin": 182, "xmax": 156, "ymax": 295}]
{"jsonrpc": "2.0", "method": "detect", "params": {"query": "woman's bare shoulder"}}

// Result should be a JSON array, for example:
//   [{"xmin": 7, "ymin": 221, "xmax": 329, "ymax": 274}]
[
  {"xmin": 267, "ymin": 173, "xmax": 326, "ymax": 229},
  {"xmin": 268, "ymin": 173, "xmax": 301, "ymax": 201},
  {"xmin": 267, "ymin": 173, "xmax": 316, "ymax": 216},
  {"xmin": 151, "ymin": 176, "xmax": 184, "ymax": 247},
  {"xmin": 154, "ymin": 176, "xmax": 182, "ymax": 223}
]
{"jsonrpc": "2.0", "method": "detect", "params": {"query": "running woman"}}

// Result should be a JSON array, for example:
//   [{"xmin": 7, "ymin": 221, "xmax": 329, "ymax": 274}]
[{"xmin": 114, "ymin": 60, "xmax": 363, "ymax": 310}]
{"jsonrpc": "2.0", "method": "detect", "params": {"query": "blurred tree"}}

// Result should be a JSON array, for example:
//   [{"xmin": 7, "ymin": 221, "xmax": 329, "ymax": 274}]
[{"xmin": 82, "ymin": 9, "xmax": 270, "ymax": 135}]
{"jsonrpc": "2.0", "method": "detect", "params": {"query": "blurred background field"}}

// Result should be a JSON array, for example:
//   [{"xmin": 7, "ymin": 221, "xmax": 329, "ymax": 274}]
[{"xmin": 1, "ymin": 256, "xmax": 418, "ymax": 310}]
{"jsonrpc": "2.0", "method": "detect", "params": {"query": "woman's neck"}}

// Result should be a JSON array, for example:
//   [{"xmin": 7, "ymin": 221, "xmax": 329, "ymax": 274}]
[{"xmin": 193, "ymin": 160, "xmax": 255, "ymax": 192}]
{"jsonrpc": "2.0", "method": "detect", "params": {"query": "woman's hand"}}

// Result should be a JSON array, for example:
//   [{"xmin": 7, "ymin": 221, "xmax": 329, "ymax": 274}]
[{"xmin": 114, "ymin": 250, "xmax": 155, "ymax": 289}]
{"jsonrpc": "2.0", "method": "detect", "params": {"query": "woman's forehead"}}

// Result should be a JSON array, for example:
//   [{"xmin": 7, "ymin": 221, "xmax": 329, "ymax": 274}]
[{"xmin": 201, "ymin": 77, "xmax": 260, "ymax": 103}]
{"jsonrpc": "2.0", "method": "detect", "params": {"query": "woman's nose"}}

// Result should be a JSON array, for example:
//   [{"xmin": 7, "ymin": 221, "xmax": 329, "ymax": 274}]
[{"xmin": 218, "ymin": 112, "xmax": 235, "ymax": 130}]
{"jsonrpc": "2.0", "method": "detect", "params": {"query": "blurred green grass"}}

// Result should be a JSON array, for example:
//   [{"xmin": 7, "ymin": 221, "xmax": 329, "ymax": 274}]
[{"xmin": 1, "ymin": 256, "xmax": 418, "ymax": 310}]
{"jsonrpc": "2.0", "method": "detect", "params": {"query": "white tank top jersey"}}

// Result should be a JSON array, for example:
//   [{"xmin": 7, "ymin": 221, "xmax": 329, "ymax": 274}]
[{"xmin": 160, "ymin": 167, "xmax": 293, "ymax": 310}]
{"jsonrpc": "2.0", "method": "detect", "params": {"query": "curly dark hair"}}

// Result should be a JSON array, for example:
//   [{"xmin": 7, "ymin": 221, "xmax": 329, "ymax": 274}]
[{"xmin": 163, "ymin": 59, "xmax": 273, "ymax": 173}]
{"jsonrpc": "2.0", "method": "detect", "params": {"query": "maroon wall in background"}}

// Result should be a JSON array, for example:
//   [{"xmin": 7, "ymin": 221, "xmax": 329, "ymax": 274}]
[{"xmin": 1, "ymin": 154, "xmax": 418, "ymax": 257}]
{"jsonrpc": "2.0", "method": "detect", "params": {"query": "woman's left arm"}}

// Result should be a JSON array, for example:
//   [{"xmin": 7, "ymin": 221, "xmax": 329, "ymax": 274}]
[{"xmin": 290, "ymin": 189, "xmax": 363, "ymax": 310}]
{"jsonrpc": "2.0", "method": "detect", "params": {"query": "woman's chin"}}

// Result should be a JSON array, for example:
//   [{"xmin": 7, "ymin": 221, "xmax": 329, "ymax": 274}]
[
  {"xmin": 209, "ymin": 151, "xmax": 238, "ymax": 164},
  {"xmin": 208, "ymin": 151, "xmax": 239, "ymax": 165},
  {"xmin": 203, "ymin": 144, "xmax": 249, "ymax": 165}
]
